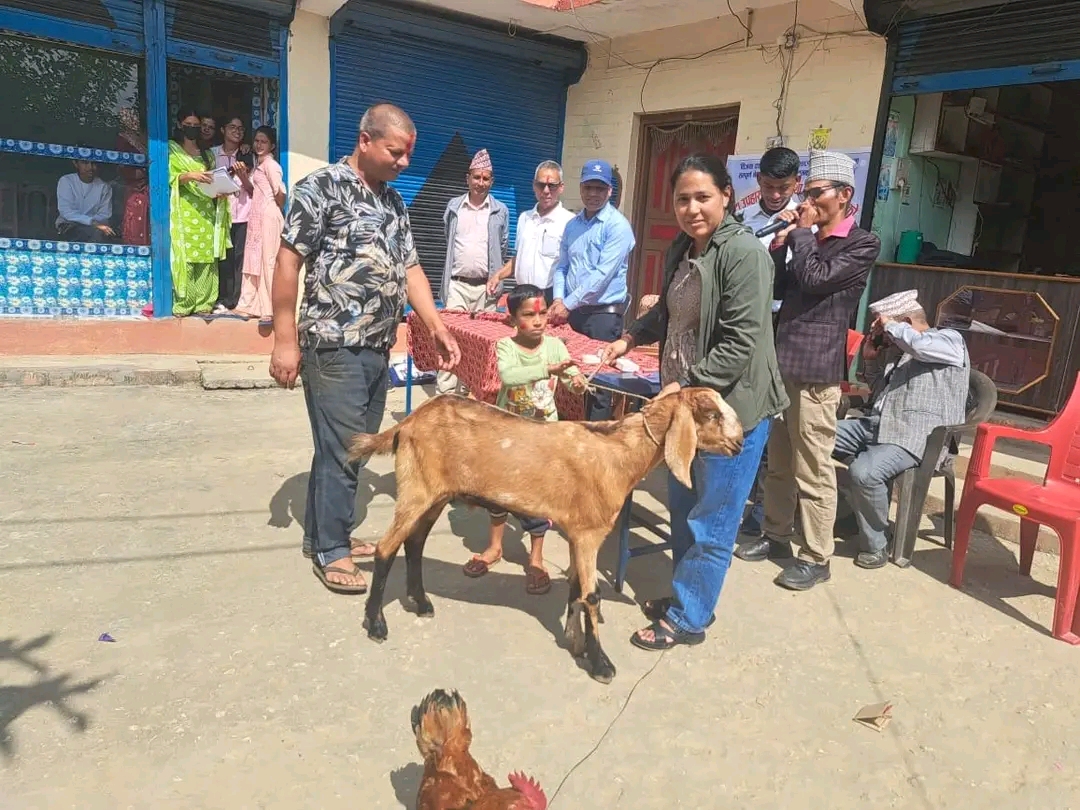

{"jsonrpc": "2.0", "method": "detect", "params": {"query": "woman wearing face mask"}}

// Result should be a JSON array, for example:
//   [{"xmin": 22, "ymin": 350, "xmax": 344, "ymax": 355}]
[
  {"xmin": 168, "ymin": 108, "xmax": 231, "ymax": 316},
  {"xmin": 601, "ymin": 154, "xmax": 788, "ymax": 651},
  {"xmin": 235, "ymin": 126, "xmax": 286, "ymax": 323}
]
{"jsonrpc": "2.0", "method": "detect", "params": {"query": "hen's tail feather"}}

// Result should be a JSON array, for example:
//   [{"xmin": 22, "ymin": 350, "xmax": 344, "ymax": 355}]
[
  {"xmin": 507, "ymin": 772, "xmax": 547, "ymax": 810},
  {"xmin": 412, "ymin": 689, "xmax": 470, "ymax": 762}
]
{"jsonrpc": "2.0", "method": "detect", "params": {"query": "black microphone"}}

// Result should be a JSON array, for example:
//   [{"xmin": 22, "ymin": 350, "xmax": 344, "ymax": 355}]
[{"xmin": 754, "ymin": 218, "xmax": 794, "ymax": 239}]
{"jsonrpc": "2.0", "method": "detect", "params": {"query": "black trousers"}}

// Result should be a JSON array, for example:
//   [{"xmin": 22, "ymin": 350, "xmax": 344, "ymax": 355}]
[
  {"xmin": 217, "ymin": 221, "xmax": 247, "ymax": 310},
  {"xmin": 57, "ymin": 223, "xmax": 116, "ymax": 244},
  {"xmin": 568, "ymin": 307, "xmax": 624, "ymax": 421}
]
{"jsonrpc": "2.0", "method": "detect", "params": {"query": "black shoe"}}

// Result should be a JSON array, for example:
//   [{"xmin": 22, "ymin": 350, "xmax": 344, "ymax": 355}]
[
  {"xmin": 774, "ymin": 560, "xmax": 831, "ymax": 591},
  {"xmin": 855, "ymin": 548, "xmax": 888, "ymax": 569},
  {"xmin": 734, "ymin": 536, "xmax": 793, "ymax": 562}
]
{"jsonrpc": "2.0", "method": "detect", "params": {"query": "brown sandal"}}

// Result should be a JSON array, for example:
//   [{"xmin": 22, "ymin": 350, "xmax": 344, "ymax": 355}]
[
  {"xmin": 463, "ymin": 555, "xmax": 501, "ymax": 578},
  {"xmin": 525, "ymin": 566, "xmax": 551, "ymax": 595},
  {"xmin": 312, "ymin": 562, "xmax": 368, "ymax": 595}
]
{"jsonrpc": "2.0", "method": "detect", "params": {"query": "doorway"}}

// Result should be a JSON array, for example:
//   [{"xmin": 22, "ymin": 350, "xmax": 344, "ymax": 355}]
[
  {"xmin": 629, "ymin": 107, "xmax": 739, "ymax": 310},
  {"xmin": 167, "ymin": 61, "xmax": 278, "ymax": 146}
]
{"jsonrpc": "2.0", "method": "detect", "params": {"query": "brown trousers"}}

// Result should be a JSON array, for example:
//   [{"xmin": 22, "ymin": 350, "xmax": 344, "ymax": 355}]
[{"xmin": 763, "ymin": 379, "xmax": 841, "ymax": 564}]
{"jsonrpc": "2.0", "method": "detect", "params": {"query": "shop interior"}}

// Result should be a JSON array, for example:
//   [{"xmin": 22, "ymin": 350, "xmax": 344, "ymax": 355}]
[
  {"xmin": 872, "ymin": 80, "xmax": 1080, "ymax": 275},
  {"xmin": 871, "ymin": 78, "xmax": 1080, "ymax": 409}
]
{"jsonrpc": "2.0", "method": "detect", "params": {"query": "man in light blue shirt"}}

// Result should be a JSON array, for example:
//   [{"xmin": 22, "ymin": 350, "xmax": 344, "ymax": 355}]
[{"xmin": 550, "ymin": 159, "xmax": 636, "ymax": 419}]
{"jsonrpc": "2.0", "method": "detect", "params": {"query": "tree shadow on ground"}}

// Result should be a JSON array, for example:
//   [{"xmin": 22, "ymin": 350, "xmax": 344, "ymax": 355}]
[
  {"xmin": 390, "ymin": 761, "xmax": 423, "ymax": 809},
  {"xmin": 267, "ymin": 468, "xmax": 396, "ymax": 535},
  {"xmin": 911, "ymin": 512, "xmax": 1058, "ymax": 639},
  {"xmin": 0, "ymin": 633, "xmax": 106, "ymax": 759}
]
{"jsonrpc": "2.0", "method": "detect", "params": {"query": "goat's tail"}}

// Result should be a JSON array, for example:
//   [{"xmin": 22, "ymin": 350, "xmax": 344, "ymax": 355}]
[{"xmin": 347, "ymin": 424, "xmax": 400, "ymax": 462}]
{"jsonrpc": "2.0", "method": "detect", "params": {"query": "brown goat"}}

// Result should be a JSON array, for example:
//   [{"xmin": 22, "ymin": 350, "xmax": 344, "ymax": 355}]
[{"xmin": 348, "ymin": 388, "xmax": 744, "ymax": 683}]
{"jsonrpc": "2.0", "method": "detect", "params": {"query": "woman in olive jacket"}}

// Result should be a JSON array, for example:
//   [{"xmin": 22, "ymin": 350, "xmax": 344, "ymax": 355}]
[{"xmin": 603, "ymin": 154, "xmax": 788, "ymax": 650}]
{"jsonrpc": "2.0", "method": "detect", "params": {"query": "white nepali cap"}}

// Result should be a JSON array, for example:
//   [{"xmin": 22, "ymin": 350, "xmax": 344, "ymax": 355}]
[
  {"xmin": 870, "ymin": 289, "xmax": 921, "ymax": 318},
  {"xmin": 808, "ymin": 149, "xmax": 856, "ymax": 186}
]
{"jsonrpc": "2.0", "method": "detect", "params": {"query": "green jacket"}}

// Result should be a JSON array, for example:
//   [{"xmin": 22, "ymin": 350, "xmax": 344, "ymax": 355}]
[{"xmin": 627, "ymin": 214, "xmax": 789, "ymax": 431}]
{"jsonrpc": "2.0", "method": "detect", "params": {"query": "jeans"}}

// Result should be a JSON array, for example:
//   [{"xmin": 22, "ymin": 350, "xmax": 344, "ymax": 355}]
[
  {"xmin": 667, "ymin": 417, "xmax": 771, "ymax": 634},
  {"xmin": 740, "ymin": 424, "xmax": 772, "ymax": 533},
  {"xmin": 488, "ymin": 508, "xmax": 551, "ymax": 536},
  {"xmin": 301, "ymin": 346, "xmax": 389, "ymax": 567},
  {"xmin": 833, "ymin": 417, "xmax": 918, "ymax": 554},
  {"xmin": 568, "ymin": 308, "xmax": 623, "ymax": 420}
]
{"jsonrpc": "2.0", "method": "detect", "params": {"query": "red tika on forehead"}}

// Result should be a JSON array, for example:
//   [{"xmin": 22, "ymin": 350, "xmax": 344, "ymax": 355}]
[
  {"xmin": 405, "ymin": 133, "xmax": 416, "ymax": 157},
  {"xmin": 521, "ymin": 297, "xmax": 545, "ymax": 315}
]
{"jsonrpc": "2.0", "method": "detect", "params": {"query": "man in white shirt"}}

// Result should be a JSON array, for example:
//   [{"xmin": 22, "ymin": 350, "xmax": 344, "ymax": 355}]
[
  {"xmin": 56, "ymin": 160, "xmax": 116, "ymax": 243},
  {"xmin": 735, "ymin": 147, "xmax": 800, "ymax": 546},
  {"xmin": 487, "ymin": 160, "xmax": 575, "ymax": 305}
]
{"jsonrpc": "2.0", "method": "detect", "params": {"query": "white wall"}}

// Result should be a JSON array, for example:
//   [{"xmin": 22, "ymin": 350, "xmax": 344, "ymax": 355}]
[
  {"xmin": 561, "ymin": 0, "xmax": 886, "ymax": 224},
  {"xmin": 286, "ymin": 10, "xmax": 331, "ymax": 189}
]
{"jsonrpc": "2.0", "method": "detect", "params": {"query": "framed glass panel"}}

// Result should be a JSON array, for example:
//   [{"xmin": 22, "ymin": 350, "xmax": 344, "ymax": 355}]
[{"xmin": 0, "ymin": 34, "xmax": 150, "ymax": 317}]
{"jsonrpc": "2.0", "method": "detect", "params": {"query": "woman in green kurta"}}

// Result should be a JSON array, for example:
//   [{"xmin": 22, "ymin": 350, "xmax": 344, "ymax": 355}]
[{"xmin": 169, "ymin": 108, "xmax": 231, "ymax": 316}]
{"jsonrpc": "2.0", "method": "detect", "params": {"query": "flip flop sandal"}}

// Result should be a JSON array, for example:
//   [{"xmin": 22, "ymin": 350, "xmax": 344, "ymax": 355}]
[
  {"xmin": 350, "ymin": 538, "xmax": 376, "ymax": 559},
  {"xmin": 525, "ymin": 566, "xmax": 552, "ymax": 595},
  {"xmin": 640, "ymin": 597, "xmax": 716, "ymax": 629},
  {"xmin": 312, "ymin": 562, "xmax": 368, "ymax": 595},
  {"xmin": 630, "ymin": 620, "xmax": 706, "ymax": 652},
  {"xmin": 462, "ymin": 556, "xmax": 501, "ymax": 578}
]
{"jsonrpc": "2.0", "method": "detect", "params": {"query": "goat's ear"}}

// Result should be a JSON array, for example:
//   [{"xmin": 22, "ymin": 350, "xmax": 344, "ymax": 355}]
[{"xmin": 664, "ymin": 400, "xmax": 697, "ymax": 489}]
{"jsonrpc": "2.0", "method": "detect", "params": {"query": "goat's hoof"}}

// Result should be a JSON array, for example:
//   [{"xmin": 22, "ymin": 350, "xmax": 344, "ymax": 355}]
[
  {"xmin": 363, "ymin": 614, "xmax": 388, "ymax": 642},
  {"xmin": 591, "ymin": 652, "xmax": 617, "ymax": 686},
  {"xmin": 410, "ymin": 595, "xmax": 435, "ymax": 618},
  {"xmin": 589, "ymin": 654, "xmax": 617, "ymax": 685}
]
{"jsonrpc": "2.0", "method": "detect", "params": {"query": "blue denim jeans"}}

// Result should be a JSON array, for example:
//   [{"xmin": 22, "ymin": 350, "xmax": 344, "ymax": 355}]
[
  {"xmin": 667, "ymin": 417, "xmax": 771, "ymax": 634},
  {"xmin": 301, "ymin": 346, "xmax": 389, "ymax": 567}
]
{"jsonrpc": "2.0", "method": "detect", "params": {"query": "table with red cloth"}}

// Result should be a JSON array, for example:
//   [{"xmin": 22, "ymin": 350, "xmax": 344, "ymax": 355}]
[{"xmin": 406, "ymin": 311, "xmax": 660, "ymax": 421}]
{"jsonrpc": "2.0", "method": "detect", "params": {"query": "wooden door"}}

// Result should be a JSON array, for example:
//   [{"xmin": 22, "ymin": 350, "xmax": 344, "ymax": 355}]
[{"xmin": 631, "ymin": 118, "xmax": 738, "ymax": 311}]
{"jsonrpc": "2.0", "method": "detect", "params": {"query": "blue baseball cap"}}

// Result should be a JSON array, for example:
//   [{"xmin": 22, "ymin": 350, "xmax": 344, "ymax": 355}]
[{"xmin": 580, "ymin": 159, "xmax": 613, "ymax": 186}]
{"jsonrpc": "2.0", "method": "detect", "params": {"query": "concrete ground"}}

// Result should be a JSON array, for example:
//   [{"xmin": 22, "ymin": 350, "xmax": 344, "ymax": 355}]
[{"xmin": 1, "ymin": 385, "xmax": 1079, "ymax": 809}]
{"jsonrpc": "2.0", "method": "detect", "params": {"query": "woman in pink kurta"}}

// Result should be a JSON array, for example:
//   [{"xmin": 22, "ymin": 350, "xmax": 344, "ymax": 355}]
[{"xmin": 236, "ymin": 126, "xmax": 286, "ymax": 322}]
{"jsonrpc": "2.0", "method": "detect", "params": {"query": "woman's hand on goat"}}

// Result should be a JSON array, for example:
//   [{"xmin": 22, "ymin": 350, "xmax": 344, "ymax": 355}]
[
  {"xmin": 432, "ymin": 328, "xmax": 461, "ymax": 371},
  {"xmin": 600, "ymin": 338, "xmax": 631, "ymax": 367}
]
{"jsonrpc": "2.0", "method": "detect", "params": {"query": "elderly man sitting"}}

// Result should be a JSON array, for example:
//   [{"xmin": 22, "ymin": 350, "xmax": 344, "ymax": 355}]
[{"xmin": 834, "ymin": 289, "xmax": 970, "ymax": 569}]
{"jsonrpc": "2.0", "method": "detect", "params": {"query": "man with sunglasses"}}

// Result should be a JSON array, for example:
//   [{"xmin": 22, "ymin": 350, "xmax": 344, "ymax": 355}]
[
  {"xmin": 739, "ymin": 150, "xmax": 880, "ymax": 592},
  {"xmin": 487, "ymin": 160, "xmax": 573, "ymax": 305}
]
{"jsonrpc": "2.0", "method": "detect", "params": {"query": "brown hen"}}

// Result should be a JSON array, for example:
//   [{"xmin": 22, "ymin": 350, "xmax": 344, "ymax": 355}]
[{"xmin": 412, "ymin": 689, "xmax": 547, "ymax": 810}]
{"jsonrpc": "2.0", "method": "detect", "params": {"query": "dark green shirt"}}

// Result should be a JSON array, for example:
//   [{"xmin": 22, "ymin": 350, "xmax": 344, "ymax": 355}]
[{"xmin": 627, "ymin": 215, "xmax": 789, "ymax": 431}]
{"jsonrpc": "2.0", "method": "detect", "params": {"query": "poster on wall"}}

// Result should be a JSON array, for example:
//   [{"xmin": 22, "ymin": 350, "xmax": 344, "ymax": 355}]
[{"xmin": 728, "ymin": 149, "xmax": 873, "ymax": 219}]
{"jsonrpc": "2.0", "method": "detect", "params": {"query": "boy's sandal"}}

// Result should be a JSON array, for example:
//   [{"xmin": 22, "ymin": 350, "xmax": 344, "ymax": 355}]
[
  {"xmin": 312, "ymin": 562, "xmax": 368, "ymax": 595},
  {"xmin": 525, "ymin": 566, "xmax": 551, "ymax": 595},
  {"xmin": 630, "ymin": 620, "xmax": 706, "ymax": 652},
  {"xmin": 463, "ymin": 555, "xmax": 501, "ymax": 578},
  {"xmin": 640, "ymin": 597, "xmax": 716, "ymax": 628}
]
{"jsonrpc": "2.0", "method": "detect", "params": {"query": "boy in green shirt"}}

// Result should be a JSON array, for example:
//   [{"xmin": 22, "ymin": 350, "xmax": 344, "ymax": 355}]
[{"xmin": 462, "ymin": 284, "xmax": 588, "ymax": 594}]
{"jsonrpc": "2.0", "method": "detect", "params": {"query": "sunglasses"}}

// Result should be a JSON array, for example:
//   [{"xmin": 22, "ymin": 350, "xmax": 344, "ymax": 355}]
[
  {"xmin": 797, "ymin": 184, "xmax": 842, "ymax": 202},
  {"xmin": 534, "ymin": 181, "xmax": 562, "ymax": 190}
]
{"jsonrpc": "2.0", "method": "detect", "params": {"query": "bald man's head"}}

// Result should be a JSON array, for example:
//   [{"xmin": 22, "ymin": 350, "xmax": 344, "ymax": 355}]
[
  {"xmin": 358, "ymin": 103, "xmax": 415, "ymax": 142},
  {"xmin": 355, "ymin": 103, "xmax": 415, "ymax": 184}
]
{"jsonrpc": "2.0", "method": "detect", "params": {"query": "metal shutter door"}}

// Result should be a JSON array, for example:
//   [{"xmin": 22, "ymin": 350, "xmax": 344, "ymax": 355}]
[
  {"xmin": 331, "ymin": 15, "xmax": 580, "ymax": 292},
  {"xmin": 3, "ymin": 0, "xmax": 144, "ymax": 48},
  {"xmin": 892, "ymin": 0, "xmax": 1080, "ymax": 93},
  {"xmin": 166, "ymin": 0, "xmax": 283, "ymax": 60}
]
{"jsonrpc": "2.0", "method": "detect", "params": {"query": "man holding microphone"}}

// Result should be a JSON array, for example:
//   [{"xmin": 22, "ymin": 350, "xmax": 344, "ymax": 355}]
[{"xmin": 737, "ymin": 150, "xmax": 880, "ymax": 591}]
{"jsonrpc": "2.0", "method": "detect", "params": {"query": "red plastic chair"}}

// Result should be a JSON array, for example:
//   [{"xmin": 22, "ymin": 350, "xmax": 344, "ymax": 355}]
[{"xmin": 950, "ymin": 371, "xmax": 1080, "ymax": 644}]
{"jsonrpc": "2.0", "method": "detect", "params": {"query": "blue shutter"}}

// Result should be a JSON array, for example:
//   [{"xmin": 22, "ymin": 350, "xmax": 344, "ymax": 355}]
[
  {"xmin": 330, "ymin": 1, "xmax": 586, "ymax": 290},
  {"xmin": 0, "ymin": 0, "xmax": 144, "ymax": 53},
  {"xmin": 891, "ymin": 0, "xmax": 1080, "ymax": 94}
]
